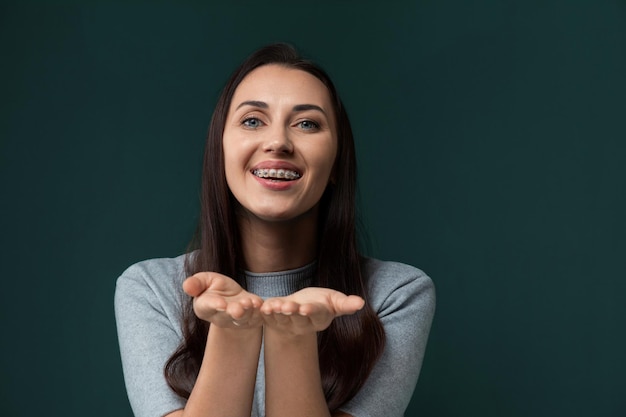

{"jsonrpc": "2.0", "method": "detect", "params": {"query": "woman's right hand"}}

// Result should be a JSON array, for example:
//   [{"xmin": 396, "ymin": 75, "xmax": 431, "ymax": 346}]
[{"xmin": 182, "ymin": 272, "xmax": 264, "ymax": 329}]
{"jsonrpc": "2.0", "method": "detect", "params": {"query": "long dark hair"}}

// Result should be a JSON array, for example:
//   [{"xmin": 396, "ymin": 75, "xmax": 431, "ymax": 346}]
[{"xmin": 164, "ymin": 43, "xmax": 386, "ymax": 412}]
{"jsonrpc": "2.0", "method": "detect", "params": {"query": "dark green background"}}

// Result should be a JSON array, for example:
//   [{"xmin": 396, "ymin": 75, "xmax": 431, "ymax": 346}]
[{"xmin": 1, "ymin": 2, "xmax": 624, "ymax": 416}]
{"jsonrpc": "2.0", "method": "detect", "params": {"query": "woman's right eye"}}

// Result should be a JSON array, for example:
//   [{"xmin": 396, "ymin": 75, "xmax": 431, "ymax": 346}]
[{"xmin": 242, "ymin": 117, "xmax": 263, "ymax": 128}]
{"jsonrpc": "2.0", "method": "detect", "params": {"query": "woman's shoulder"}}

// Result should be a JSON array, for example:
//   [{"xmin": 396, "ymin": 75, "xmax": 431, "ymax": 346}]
[
  {"xmin": 116, "ymin": 253, "xmax": 188, "ymax": 300},
  {"xmin": 361, "ymin": 257, "xmax": 435, "ymax": 315},
  {"xmin": 361, "ymin": 257, "xmax": 433, "ymax": 289}
]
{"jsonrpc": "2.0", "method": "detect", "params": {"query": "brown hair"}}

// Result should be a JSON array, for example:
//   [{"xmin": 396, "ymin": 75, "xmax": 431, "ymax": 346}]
[{"xmin": 164, "ymin": 43, "xmax": 385, "ymax": 412}]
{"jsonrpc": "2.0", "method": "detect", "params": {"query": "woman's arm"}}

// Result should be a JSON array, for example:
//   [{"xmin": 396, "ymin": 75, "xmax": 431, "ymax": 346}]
[
  {"xmin": 165, "ymin": 329, "xmax": 352, "ymax": 417},
  {"xmin": 115, "ymin": 261, "xmax": 189, "ymax": 417},
  {"xmin": 264, "ymin": 327, "xmax": 328, "ymax": 417},
  {"xmin": 166, "ymin": 326, "xmax": 262, "ymax": 417},
  {"xmin": 166, "ymin": 272, "xmax": 265, "ymax": 417},
  {"xmin": 261, "ymin": 288, "xmax": 364, "ymax": 417},
  {"xmin": 338, "ymin": 261, "xmax": 436, "ymax": 417}
]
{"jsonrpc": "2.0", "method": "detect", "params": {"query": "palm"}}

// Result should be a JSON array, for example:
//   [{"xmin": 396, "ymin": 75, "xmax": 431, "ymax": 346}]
[
  {"xmin": 261, "ymin": 287, "xmax": 365, "ymax": 334},
  {"xmin": 183, "ymin": 272, "xmax": 264, "ymax": 328}
]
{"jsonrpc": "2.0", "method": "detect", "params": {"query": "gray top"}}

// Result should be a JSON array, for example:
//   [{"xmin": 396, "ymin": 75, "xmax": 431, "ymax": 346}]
[{"xmin": 115, "ymin": 255, "xmax": 435, "ymax": 417}]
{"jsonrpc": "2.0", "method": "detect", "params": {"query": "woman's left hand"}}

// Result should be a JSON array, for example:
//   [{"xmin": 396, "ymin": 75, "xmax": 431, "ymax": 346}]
[{"xmin": 260, "ymin": 287, "xmax": 365, "ymax": 335}]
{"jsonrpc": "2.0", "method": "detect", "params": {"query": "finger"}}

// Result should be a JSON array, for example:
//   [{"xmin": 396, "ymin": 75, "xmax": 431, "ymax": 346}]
[
  {"xmin": 193, "ymin": 304, "xmax": 226, "ymax": 322},
  {"xmin": 298, "ymin": 303, "xmax": 332, "ymax": 325},
  {"xmin": 279, "ymin": 300, "xmax": 300, "ymax": 315},
  {"xmin": 182, "ymin": 276, "xmax": 206, "ymax": 297},
  {"xmin": 269, "ymin": 311, "xmax": 291, "ymax": 325},
  {"xmin": 230, "ymin": 308, "xmax": 265, "ymax": 329},
  {"xmin": 244, "ymin": 308, "xmax": 265, "ymax": 328},
  {"xmin": 265, "ymin": 311, "xmax": 311, "ymax": 331},
  {"xmin": 263, "ymin": 298, "xmax": 300, "ymax": 315},
  {"xmin": 298, "ymin": 302, "xmax": 322, "ymax": 316},
  {"xmin": 286, "ymin": 312, "xmax": 311, "ymax": 328},
  {"xmin": 227, "ymin": 300, "xmax": 257, "ymax": 320},
  {"xmin": 231, "ymin": 295, "xmax": 265, "ymax": 319},
  {"xmin": 238, "ymin": 296, "xmax": 262, "ymax": 311},
  {"xmin": 193, "ymin": 293, "xmax": 228, "ymax": 314},
  {"xmin": 333, "ymin": 294, "xmax": 365, "ymax": 316},
  {"xmin": 261, "ymin": 299, "xmax": 283, "ymax": 315},
  {"xmin": 183, "ymin": 272, "xmax": 236, "ymax": 297}
]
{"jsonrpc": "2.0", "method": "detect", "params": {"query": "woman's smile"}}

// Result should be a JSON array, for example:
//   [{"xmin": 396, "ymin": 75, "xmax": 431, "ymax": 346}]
[{"xmin": 250, "ymin": 160, "xmax": 302, "ymax": 191}]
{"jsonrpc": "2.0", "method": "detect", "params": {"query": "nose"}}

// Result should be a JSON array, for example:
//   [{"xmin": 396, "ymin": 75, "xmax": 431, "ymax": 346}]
[{"xmin": 262, "ymin": 126, "xmax": 294, "ymax": 154}]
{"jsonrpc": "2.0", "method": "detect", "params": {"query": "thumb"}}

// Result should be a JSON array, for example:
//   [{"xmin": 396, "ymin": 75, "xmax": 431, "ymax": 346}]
[
  {"xmin": 334, "ymin": 294, "xmax": 365, "ymax": 316},
  {"xmin": 182, "ymin": 273, "xmax": 215, "ymax": 297}
]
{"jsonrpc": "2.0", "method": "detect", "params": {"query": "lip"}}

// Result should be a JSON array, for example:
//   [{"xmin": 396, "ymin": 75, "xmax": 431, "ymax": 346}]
[
  {"xmin": 250, "ymin": 160, "xmax": 302, "ymax": 174},
  {"xmin": 252, "ymin": 175, "xmax": 299, "ymax": 191},
  {"xmin": 250, "ymin": 160, "xmax": 302, "ymax": 191}
]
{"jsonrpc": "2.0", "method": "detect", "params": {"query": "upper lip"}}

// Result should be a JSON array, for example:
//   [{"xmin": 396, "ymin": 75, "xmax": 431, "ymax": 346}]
[{"xmin": 251, "ymin": 161, "xmax": 302, "ymax": 175}]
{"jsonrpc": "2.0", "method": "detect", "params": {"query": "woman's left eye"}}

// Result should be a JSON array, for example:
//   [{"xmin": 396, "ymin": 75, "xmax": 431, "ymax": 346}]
[{"xmin": 297, "ymin": 120, "xmax": 320, "ymax": 131}]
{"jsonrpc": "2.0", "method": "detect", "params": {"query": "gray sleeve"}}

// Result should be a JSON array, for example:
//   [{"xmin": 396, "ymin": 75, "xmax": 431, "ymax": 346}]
[
  {"xmin": 339, "ymin": 261, "xmax": 436, "ymax": 417},
  {"xmin": 114, "ymin": 259, "xmax": 187, "ymax": 417}
]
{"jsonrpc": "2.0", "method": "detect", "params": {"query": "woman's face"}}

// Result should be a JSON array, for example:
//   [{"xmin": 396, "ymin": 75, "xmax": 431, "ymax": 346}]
[{"xmin": 223, "ymin": 64, "xmax": 338, "ymax": 223}]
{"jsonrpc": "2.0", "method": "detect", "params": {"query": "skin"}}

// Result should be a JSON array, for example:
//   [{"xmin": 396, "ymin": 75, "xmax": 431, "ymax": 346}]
[{"xmin": 165, "ymin": 65, "xmax": 360, "ymax": 417}]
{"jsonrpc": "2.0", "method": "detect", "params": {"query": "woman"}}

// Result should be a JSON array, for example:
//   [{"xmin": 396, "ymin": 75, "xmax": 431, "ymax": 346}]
[{"xmin": 115, "ymin": 43, "xmax": 435, "ymax": 417}]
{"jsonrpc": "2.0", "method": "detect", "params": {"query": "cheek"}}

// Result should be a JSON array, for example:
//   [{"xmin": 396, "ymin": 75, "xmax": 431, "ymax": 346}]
[
  {"xmin": 222, "ymin": 141, "xmax": 243, "ymax": 190},
  {"xmin": 223, "ymin": 137, "xmax": 249, "ymax": 171},
  {"xmin": 222, "ymin": 145, "xmax": 234, "ymax": 175},
  {"xmin": 316, "ymin": 144, "xmax": 338, "ymax": 181}
]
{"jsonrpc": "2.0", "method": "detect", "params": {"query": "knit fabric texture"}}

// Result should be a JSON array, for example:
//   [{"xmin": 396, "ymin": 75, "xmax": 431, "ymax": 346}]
[{"xmin": 114, "ymin": 254, "xmax": 435, "ymax": 417}]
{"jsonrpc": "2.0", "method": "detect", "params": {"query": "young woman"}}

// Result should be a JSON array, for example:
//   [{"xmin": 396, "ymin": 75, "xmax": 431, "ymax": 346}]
[{"xmin": 115, "ymin": 43, "xmax": 435, "ymax": 417}]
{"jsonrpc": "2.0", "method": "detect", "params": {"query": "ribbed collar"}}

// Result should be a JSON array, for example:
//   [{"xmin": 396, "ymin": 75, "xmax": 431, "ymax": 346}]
[{"xmin": 243, "ymin": 261, "xmax": 316, "ymax": 299}]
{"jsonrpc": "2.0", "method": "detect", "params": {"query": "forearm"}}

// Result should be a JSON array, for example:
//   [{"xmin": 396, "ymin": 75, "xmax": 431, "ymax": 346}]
[
  {"xmin": 181, "ymin": 326, "xmax": 263, "ymax": 417},
  {"xmin": 263, "ymin": 327, "xmax": 331, "ymax": 417}
]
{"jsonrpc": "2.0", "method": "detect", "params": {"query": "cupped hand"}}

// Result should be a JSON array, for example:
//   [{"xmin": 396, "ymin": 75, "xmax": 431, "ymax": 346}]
[
  {"xmin": 183, "ymin": 272, "xmax": 264, "ymax": 329},
  {"xmin": 260, "ymin": 287, "xmax": 365, "ymax": 335}
]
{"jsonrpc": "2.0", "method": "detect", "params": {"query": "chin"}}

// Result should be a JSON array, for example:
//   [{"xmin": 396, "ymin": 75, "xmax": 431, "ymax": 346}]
[
  {"xmin": 245, "ymin": 204, "xmax": 318, "ymax": 224},
  {"xmin": 254, "ymin": 210, "xmax": 301, "ymax": 222}
]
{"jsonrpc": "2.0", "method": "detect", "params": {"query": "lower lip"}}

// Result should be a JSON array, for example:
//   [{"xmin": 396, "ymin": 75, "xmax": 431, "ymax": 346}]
[{"xmin": 252, "ymin": 174, "xmax": 300, "ymax": 191}]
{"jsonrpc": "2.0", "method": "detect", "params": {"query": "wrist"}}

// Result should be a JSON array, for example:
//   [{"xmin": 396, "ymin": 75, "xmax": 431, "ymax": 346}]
[
  {"xmin": 210, "ymin": 324, "xmax": 263, "ymax": 342},
  {"xmin": 263, "ymin": 325, "xmax": 318, "ymax": 345}
]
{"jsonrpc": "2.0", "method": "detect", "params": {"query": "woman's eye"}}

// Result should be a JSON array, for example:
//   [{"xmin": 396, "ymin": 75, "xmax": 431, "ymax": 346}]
[
  {"xmin": 242, "ymin": 117, "xmax": 263, "ymax": 128},
  {"xmin": 297, "ymin": 120, "xmax": 320, "ymax": 131}
]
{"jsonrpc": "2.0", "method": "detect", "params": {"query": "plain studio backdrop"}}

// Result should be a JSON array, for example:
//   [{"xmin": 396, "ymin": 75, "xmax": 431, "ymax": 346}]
[{"xmin": 1, "ymin": 2, "xmax": 624, "ymax": 416}]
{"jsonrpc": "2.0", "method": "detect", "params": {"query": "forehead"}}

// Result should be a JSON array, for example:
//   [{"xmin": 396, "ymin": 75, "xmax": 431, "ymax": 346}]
[{"xmin": 230, "ymin": 64, "xmax": 333, "ymax": 109}]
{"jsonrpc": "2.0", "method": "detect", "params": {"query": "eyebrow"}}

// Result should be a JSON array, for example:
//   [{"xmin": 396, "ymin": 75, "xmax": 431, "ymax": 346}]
[
  {"xmin": 236, "ymin": 100, "xmax": 327, "ymax": 116},
  {"xmin": 236, "ymin": 100, "xmax": 268, "ymax": 110},
  {"xmin": 292, "ymin": 104, "xmax": 327, "ymax": 116}
]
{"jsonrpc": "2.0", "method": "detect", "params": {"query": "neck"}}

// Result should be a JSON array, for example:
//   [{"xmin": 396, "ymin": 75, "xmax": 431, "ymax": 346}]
[{"xmin": 238, "ymin": 209, "xmax": 319, "ymax": 273}]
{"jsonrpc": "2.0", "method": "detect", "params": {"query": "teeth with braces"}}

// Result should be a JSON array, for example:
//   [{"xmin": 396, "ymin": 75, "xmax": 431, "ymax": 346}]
[{"xmin": 252, "ymin": 168, "xmax": 301, "ymax": 180}]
